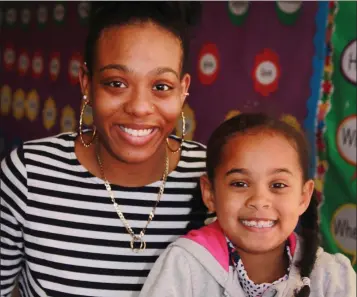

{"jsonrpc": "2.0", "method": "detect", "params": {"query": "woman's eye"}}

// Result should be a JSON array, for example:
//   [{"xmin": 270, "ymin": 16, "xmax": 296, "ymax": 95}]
[
  {"xmin": 230, "ymin": 181, "xmax": 248, "ymax": 188},
  {"xmin": 153, "ymin": 84, "xmax": 172, "ymax": 91},
  {"xmin": 104, "ymin": 81, "xmax": 126, "ymax": 88},
  {"xmin": 271, "ymin": 183, "xmax": 287, "ymax": 189}
]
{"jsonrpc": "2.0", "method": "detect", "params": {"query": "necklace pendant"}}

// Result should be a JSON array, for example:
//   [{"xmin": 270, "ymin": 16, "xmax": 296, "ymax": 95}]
[
  {"xmin": 130, "ymin": 236, "xmax": 146, "ymax": 253},
  {"xmin": 96, "ymin": 142, "xmax": 169, "ymax": 254}
]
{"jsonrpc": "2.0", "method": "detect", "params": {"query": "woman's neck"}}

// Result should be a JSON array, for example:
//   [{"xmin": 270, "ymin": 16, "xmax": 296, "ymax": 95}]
[
  {"xmin": 237, "ymin": 243, "xmax": 289, "ymax": 284},
  {"xmin": 96, "ymin": 139, "xmax": 169, "ymax": 187},
  {"xmin": 75, "ymin": 133, "xmax": 181, "ymax": 187}
]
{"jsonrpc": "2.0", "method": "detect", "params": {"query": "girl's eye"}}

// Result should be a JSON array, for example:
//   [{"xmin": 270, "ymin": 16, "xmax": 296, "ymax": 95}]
[
  {"xmin": 230, "ymin": 181, "xmax": 248, "ymax": 188},
  {"xmin": 271, "ymin": 183, "xmax": 287, "ymax": 189},
  {"xmin": 153, "ymin": 84, "xmax": 172, "ymax": 91},
  {"xmin": 104, "ymin": 81, "xmax": 127, "ymax": 88}
]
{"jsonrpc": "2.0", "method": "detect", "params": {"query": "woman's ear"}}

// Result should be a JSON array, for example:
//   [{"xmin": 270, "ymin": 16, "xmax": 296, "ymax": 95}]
[
  {"xmin": 200, "ymin": 174, "xmax": 216, "ymax": 213},
  {"xmin": 79, "ymin": 63, "xmax": 91, "ymax": 100},
  {"xmin": 298, "ymin": 179, "xmax": 315, "ymax": 215},
  {"xmin": 180, "ymin": 73, "xmax": 191, "ymax": 105}
]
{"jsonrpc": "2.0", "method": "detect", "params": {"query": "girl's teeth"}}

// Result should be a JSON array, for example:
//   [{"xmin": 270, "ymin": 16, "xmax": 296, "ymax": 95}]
[
  {"xmin": 120, "ymin": 126, "xmax": 153, "ymax": 137},
  {"xmin": 241, "ymin": 220, "xmax": 275, "ymax": 228}
]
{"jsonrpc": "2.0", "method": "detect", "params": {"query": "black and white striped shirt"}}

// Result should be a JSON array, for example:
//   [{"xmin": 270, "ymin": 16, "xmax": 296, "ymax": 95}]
[{"xmin": 0, "ymin": 132, "xmax": 207, "ymax": 297}]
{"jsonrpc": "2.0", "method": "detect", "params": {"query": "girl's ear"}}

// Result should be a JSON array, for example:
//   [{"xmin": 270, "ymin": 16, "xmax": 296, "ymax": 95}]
[
  {"xmin": 200, "ymin": 174, "xmax": 216, "ymax": 213},
  {"xmin": 298, "ymin": 179, "xmax": 315, "ymax": 215}
]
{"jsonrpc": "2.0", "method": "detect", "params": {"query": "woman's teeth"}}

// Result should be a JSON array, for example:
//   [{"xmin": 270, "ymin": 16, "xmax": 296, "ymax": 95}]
[
  {"xmin": 241, "ymin": 220, "xmax": 276, "ymax": 228},
  {"xmin": 120, "ymin": 126, "xmax": 153, "ymax": 137}
]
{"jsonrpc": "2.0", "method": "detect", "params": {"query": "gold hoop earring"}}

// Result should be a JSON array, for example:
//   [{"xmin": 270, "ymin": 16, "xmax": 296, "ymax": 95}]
[
  {"xmin": 166, "ymin": 111, "xmax": 185, "ymax": 153},
  {"xmin": 79, "ymin": 97, "xmax": 97, "ymax": 148}
]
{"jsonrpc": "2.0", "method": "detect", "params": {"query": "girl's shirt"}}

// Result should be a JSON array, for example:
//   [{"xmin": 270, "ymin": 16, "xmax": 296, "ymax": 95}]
[
  {"xmin": 139, "ymin": 221, "xmax": 356, "ymax": 297},
  {"xmin": 227, "ymin": 237, "xmax": 293, "ymax": 297}
]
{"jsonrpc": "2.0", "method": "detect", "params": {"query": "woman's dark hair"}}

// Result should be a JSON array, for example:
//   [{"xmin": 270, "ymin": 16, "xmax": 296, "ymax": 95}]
[
  {"xmin": 85, "ymin": 1, "xmax": 202, "ymax": 77},
  {"xmin": 206, "ymin": 113, "xmax": 319, "ymax": 297}
]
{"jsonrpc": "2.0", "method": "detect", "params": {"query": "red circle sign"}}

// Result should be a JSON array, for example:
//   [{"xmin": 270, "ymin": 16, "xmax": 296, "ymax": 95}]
[
  {"xmin": 252, "ymin": 49, "xmax": 281, "ymax": 97},
  {"xmin": 197, "ymin": 43, "xmax": 220, "ymax": 85}
]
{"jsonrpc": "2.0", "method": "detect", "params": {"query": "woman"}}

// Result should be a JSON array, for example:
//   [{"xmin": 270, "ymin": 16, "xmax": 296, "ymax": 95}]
[{"xmin": 0, "ymin": 2, "xmax": 205, "ymax": 297}]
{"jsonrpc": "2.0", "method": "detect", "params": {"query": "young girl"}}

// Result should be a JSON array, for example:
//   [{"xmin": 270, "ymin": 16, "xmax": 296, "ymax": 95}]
[{"xmin": 139, "ymin": 113, "xmax": 356, "ymax": 297}]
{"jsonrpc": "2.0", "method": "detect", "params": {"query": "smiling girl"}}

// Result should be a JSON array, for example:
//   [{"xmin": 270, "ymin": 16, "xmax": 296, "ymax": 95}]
[{"xmin": 140, "ymin": 113, "xmax": 356, "ymax": 297}]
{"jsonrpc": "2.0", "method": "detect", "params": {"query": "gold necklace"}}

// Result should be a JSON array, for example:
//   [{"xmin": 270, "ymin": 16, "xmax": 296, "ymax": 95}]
[{"xmin": 95, "ymin": 140, "xmax": 169, "ymax": 253}]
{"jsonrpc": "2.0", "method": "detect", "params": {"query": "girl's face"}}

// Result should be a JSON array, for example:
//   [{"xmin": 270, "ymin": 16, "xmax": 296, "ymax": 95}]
[
  {"xmin": 201, "ymin": 130, "xmax": 314, "ymax": 254},
  {"xmin": 80, "ymin": 21, "xmax": 190, "ymax": 163}
]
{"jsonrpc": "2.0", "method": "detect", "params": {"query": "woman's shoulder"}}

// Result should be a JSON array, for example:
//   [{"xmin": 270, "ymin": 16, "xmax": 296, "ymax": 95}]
[
  {"xmin": 2, "ymin": 132, "xmax": 77, "ymax": 169},
  {"xmin": 22, "ymin": 132, "xmax": 76, "ymax": 148},
  {"xmin": 179, "ymin": 140, "xmax": 206, "ymax": 174},
  {"xmin": 167, "ymin": 135, "xmax": 206, "ymax": 165},
  {"xmin": 182, "ymin": 138, "xmax": 207, "ymax": 151},
  {"xmin": 180, "ymin": 137, "xmax": 206, "ymax": 159},
  {"xmin": 169, "ymin": 135, "xmax": 206, "ymax": 151},
  {"xmin": 20, "ymin": 132, "xmax": 76, "ymax": 156}
]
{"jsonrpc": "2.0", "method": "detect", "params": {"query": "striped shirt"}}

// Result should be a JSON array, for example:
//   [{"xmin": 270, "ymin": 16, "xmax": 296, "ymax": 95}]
[{"xmin": 0, "ymin": 132, "xmax": 207, "ymax": 297}]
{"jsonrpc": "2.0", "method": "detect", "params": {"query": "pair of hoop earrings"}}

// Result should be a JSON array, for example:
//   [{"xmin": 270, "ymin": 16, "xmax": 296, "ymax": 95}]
[
  {"xmin": 79, "ymin": 94, "xmax": 187, "ymax": 151},
  {"xmin": 79, "ymin": 95, "xmax": 96, "ymax": 148}
]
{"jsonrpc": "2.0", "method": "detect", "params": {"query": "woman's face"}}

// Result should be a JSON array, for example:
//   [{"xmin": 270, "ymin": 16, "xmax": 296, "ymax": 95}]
[{"xmin": 80, "ymin": 22, "xmax": 190, "ymax": 163}]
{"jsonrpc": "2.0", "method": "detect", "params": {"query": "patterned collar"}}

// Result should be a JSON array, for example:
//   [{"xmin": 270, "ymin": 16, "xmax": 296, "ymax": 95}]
[{"xmin": 226, "ymin": 238, "xmax": 293, "ymax": 297}]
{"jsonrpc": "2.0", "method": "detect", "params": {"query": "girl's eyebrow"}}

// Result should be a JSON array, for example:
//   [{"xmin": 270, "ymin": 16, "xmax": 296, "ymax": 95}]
[
  {"xmin": 268, "ymin": 168, "xmax": 293, "ymax": 176},
  {"xmin": 225, "ymin": 168, "xmax": 293, "ymax": 176},
  {"xmin": 226, "ymin": 168, "xmax": 249, "ymax": 176}
]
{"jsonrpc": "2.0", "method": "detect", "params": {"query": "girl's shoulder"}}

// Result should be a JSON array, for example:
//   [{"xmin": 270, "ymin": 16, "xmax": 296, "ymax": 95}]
[
  {"xmin": 294, "ymin": 234, "xmax": 355, "ymax": 283},
  {"xmin": 310, "ymin": 247, "xmax": 356, "ymax": 297},
  {"xmin": 313, "ymin": 247, "xmax": 355, "ymax": 275}
]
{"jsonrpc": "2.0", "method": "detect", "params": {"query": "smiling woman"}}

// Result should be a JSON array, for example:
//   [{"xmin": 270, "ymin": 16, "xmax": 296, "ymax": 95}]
[
  {"xmin": 0, "ymin": 2, "xmax": 206, "ymax": 297},
  {"xmin": 79, "ymin": 20, "xmax": 190, "ymax": 168}
]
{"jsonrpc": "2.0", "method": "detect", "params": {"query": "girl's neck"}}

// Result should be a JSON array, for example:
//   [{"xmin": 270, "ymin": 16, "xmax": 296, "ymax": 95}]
[{"xmin": 237, "ymin": 243, "xmax": 289, "ymax": 284}]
